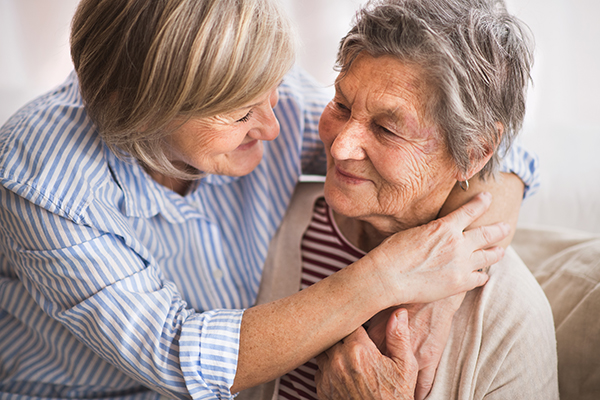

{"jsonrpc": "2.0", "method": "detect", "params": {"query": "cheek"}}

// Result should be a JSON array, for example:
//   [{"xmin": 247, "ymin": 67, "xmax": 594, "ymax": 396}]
[
  {"xmin": 318, "ymin": 107, "xmax": 341, "ymax": 149},
  {"xmin": 371, "ymin": 148, "xmax": 451, "ymax": 207},
  {"xmin": 373, "ymin": 146, "xmax": 425, "ymax": 182}
]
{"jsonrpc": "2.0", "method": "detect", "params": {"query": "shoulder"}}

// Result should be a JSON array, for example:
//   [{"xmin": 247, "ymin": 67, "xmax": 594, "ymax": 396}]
[
  {"xmin": 461, "ymin": 247, "xmax": 559, "ymax": 398},
  {"xmin": 275, "ymin": 66, "xmax": 333, "ymax": 127},
  {"xmin": 452, "ymin": 247, "xmax": 555, "ymax": 346},
  {"xmin": 482, "ymin": 247, "xmax": 553, "ymax": 322},
  {"xmin": 279, "ymin": 66, "xmax": 333, "ymax": 107},
  {"xmin": 0, "ymin": 73, "xmax": 112, "ymax": 222}
]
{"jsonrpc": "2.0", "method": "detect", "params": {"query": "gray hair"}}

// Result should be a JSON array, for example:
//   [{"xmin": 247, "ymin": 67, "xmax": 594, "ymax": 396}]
[
  {"xmin": 336, "ymin": 0, "xmax": 534, "ymax": 177},
  {"xmin": 71, "ymin": 0, "xmax": 296, "ymax": 179}
]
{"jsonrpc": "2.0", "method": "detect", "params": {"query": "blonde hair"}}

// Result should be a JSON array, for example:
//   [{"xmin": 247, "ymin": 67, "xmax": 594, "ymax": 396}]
[{"xmin": 71, "ymin": 0, "xmax": 296, "ymax": 179}]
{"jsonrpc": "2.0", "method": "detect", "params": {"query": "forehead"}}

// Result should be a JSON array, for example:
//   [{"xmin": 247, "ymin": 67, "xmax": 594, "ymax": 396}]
[{"xmin": 337, "ymin": 54, "xmax": 433, "ymax": 124}]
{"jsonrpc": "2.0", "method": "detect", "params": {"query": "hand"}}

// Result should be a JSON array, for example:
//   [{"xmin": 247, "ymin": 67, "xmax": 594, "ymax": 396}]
[
  {"xmin": 367, "ymin": 295, "xmax": 465, "ymax": 400},
  {"xmin": 364, "ymin": 192, "xmax": 508, "ymax": 307},
  {"xmin": 315, "ymin": 309, "xmax": 418, "ymax": 400}
]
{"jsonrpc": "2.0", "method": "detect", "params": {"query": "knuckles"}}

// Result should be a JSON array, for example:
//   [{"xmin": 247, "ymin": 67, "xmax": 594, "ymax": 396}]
[{"xmin": 328, "ymin": 341, "xmax": 372, "ymax": 378}]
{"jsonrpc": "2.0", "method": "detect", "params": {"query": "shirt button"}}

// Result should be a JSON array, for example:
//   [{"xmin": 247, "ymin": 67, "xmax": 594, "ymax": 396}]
[{"xmin": 213, "ymin": 268, "xmax": 224, "ymax": 280}]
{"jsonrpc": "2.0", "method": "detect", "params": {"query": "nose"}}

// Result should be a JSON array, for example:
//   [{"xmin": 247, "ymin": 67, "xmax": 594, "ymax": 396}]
[
  {"xmin": 249, "ymin": 87, "xmax": 280, "ymax": 141},
  {"xmin": 270, "ymin": 87, "xmax": 279, "ymax": 108},
  {"xmin": 329, "ymin": 120, "xmax": 367, "ymax": 161}
]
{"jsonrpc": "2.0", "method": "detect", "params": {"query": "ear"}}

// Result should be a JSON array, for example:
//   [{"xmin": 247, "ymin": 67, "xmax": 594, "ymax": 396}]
[{"xmin": 455, "ymin": 122, "xmax": 504, "ymax": 181}]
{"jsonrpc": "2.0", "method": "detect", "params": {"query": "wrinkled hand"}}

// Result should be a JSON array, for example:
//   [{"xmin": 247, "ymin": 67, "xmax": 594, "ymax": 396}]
[
  {"xmin": 368, "ymin": 294, "xmax": 465, "ymax": 400},
  {"xmin": 315, "ymin": 309, "xmax": 418, "ymax": 400},
  {"xmin": 365, "ymin": 192, "xmax": 508, "ymax": 307}
]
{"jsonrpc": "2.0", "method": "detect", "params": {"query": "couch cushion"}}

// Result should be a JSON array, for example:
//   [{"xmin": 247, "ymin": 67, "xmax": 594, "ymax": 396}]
[{"xmin": 514, "ymin": 227, "xmax": 600, "ymax": 400}]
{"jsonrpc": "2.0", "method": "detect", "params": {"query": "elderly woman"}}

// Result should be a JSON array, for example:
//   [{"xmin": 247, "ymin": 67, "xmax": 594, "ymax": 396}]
[
  {"xmin": 0, "ymin": 0, "xmax": 538, "ymax": 399},
  {"xmin": 242, "ymin": 0, "xmax": 558, "ymax": 399}
]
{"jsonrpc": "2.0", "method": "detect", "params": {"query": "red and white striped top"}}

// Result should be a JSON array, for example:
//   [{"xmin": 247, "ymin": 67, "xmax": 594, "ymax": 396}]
[{"xmin": 278, "ymin": 197, "xmax": 365, "ymax": 400}]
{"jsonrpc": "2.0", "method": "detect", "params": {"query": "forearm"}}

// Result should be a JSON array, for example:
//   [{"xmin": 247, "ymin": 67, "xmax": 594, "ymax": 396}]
[
  {"xmin": 233, "ymin": 193, "xmax": 508, "ymax": 392},
  {"xmin": 439, "ymin": 172, "xmax": 524, "ymax": 248},
  {"xmin": 233, "ymin": 257, "xmax": 388, "ymax": 392}
]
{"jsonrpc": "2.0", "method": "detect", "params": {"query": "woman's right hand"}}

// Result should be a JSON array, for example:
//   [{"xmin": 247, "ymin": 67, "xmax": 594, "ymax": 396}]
[{"xmin": 364, "ymin": 192, "xmax": 509, "ymax": 307}]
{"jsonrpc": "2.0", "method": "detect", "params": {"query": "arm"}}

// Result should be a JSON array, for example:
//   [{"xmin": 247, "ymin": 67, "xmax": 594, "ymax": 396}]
[
  {"xmin": 313, "ymin": 173, "xmax": 528, "ymax": 400},
  {"xmin": 439, "ymin": 172, "xmax": 525, "ymax": 248},
  {"xmin": 439, "ymin": 140, "xmax": 540, "ymax": 247},
  {"xmin": 231, "ymin": 193, "xmax": 508, "ymax": 392}
]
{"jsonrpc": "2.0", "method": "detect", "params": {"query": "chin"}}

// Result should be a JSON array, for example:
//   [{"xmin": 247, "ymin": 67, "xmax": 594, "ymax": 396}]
[
  {"xmin": 227, "ymin": 148, "xmax": 264, "ymax": 176},
  {"xmin": 323, "ymin": 180, "xmax": 363, "ymax": 218}
]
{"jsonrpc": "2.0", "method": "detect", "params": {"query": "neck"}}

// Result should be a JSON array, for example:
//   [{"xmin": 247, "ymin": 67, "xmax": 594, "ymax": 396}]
[
  {"xmin": 332, "ymin": 210, "xmax": 395, "ymax": 252},
  {"xmin": 145, "ymin": 167, "xmax": 192, "ymax": 196}
]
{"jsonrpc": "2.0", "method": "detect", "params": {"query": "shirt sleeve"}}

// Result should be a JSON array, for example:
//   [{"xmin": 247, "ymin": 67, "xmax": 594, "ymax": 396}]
[
  {"xmin": 499, "ymin": 141, "xmax": 540, "ymax": 198},
  {"xmin": 0, "ymin": 184, "xmax": 241, "ymax": 400}
]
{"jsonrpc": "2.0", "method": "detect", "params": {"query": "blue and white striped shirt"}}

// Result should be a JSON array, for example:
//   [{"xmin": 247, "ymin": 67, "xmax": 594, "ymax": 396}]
[{"xmin": 0, "ymin": 67, "xmax": 538, "ymax": 400}]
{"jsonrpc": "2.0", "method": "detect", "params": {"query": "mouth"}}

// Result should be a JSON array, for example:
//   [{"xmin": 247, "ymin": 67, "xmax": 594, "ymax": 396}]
[
  {"xmin": 236, "ymin": 139, "xmax": 258, "ymax": 151},
  {"xmin": 334, "ymin": 166, "xmax": 369, "ymax": 183}
]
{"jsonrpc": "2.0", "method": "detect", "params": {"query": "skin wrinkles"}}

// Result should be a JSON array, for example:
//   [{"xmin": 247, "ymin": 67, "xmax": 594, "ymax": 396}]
[
  {"xmin": 320, "ymin": 54, "xmax": 461, "ymax": 249},
  {"xmin": 147, "ymin": 85, "xmax": 281, "ymax": 194}
]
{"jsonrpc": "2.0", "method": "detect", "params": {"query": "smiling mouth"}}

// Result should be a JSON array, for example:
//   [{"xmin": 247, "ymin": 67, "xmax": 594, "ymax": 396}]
[
  {"xmin": 335, "ymin": 166, "xmax": 369, "ymax": 183},
  {"xmin": 237, "ymin": 140, "xmax": 258, "ymax": 151}
]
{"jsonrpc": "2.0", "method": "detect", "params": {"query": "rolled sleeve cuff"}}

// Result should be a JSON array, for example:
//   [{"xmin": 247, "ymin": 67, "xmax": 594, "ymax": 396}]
[
  {"xmin": 181, "ymin": 309, "xmax": 244, "ymax": 400},
  {"xmin": 500, "ymin": 142, "xmax": 540, "ymax": 198}
]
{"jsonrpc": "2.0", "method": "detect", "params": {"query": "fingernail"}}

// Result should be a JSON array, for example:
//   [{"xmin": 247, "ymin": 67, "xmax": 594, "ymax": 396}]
[
  {"xmin": 481, "ymin": 192, "xmax": 492, "ymax": 200},
  {"xmin": 396, "ymin": 308, "xmax": 408, "ymax": 324}
]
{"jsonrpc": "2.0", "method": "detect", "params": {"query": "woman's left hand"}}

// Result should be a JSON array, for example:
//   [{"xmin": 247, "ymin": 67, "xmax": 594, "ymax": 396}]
[
  {"xmin": 367, "ymin": 294, "xmax": 465, "ymax": 400},
  {"xmin": 315, "ymin": 309, "xmax": 418, "ymax": 400}
]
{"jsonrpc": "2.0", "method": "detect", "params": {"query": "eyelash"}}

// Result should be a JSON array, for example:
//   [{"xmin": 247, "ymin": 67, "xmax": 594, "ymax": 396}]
[
  {"xmin": 236, "ymin": 110, "xmax": 253, "ymax": 123},
  {"xmin": 335, "ymin": 101, "xmax": 349, "ymax": 111},
  {"xmin": 378, "ymin": 125, "xmax": 394, "ymax": 135},
  {"xmin": 333, "ymin": 102, "xmax": 351, "ymax": 117}
]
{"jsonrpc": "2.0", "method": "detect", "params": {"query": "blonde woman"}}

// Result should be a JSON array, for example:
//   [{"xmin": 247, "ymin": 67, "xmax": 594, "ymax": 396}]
[{"xmin": 0, "ymin": 0, "xmax": 537, "ymax": 399}]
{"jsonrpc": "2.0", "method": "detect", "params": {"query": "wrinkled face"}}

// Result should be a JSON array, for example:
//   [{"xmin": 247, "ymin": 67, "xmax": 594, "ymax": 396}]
[
  {"xmin": 320, "ymin": 54, "xmax": 460, "ymax": 234},
  {"xmin": 165, "ymin": 86, "xmax": 280, "ymax": 177}
]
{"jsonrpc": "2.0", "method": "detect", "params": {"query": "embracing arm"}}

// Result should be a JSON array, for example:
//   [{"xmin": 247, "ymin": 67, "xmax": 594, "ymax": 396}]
[
  {"xmin": 315, "ymin": 173, "xmax": 527, "ymax": 400},
  {"xmin": 0, "ymin": 186, "xmax": 506, "ymax": 399},
  {"xmin": 315, "ymin": 143, "xmax": 538, "ymax": 400},
  {"xmin": 231, "ymin": 193, "xmax": 508, "ymax": 393}
]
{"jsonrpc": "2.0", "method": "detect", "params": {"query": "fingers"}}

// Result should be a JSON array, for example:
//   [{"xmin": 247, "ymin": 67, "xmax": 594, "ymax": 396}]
[
  {"xmin": 463, "ymin": 269, "xmax": 490, "ymax": 292},
  {"xmin": 441, "ymin": 192, "xmax": 492, "ymax": 231},
  {"xmin": 385, "ymin": 309, "xmax": 417, "ymax": 366},
  {"xmin": 386, "ymin": 309, "xmax": 419, "ymax": 393},
  {"xmin": 415, "ymin": 366, "xmax": 436, "ymax": 400},
  {"xmin": 470, "ymin": 245, "xmax": 505, "ymax": 271},
  {"xmin": 315, "ymin": 327, "xmax": 372, "ymax": 370},
  {"xmin": 464, "ymin": 221, "xmax": 511, "ymax": 250}
]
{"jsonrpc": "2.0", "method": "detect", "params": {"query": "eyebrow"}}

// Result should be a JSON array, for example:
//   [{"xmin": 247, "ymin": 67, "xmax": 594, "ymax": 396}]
[
  {"xmin": 233, "ymin": 80, "xmax": 284, "ymax": 112},
  {"xmin": 232, "ymin": 101, "xmax": 260, "ymax": 113},
  {"xmin": 334, "ymin": 82, "xmax": 349, "ymax": 104},
  {"xmin": 335, "ymin": 81, "xmax": 406, "ymax": 125}
]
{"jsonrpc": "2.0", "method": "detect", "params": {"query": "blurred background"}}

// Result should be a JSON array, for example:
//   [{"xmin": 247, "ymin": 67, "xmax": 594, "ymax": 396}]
[{"xmin": 1, "ymin": 0, "xmax": 599, "ymax": 233}]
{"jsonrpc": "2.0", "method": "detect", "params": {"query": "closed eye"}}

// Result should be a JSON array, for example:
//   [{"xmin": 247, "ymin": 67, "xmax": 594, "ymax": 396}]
[
  {"xmin": 236, "ymin": 110, "xmax": 254, "ymax": 123},
  {"xmin": 335, "ymin": 102, "xmax": 350, "ymax": 112},
  {"xmin": 372, "ymin": 122, "xmax": 402, "ymax": 140}
]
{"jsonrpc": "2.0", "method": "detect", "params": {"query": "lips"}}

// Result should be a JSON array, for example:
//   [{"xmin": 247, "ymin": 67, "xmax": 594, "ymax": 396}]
[
  {"xmin": 236, "ymin": 139, "xmax": 258, "ymax": 151},
  {"xmin": 335, "ymin": 166, "xmax": 369, "ymax": 183}
]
